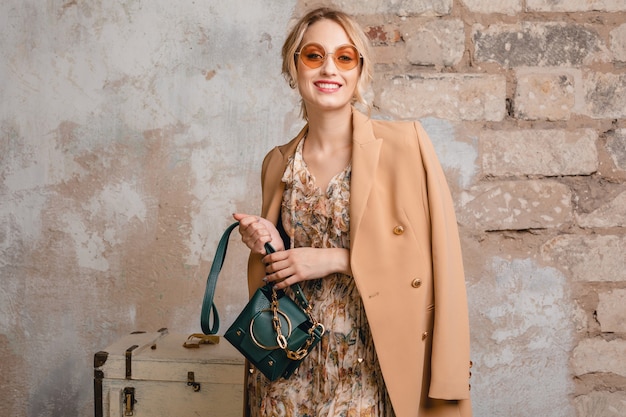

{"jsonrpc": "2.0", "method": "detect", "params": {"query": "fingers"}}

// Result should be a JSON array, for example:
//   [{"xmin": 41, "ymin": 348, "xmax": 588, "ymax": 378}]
[
  {"xmin": 261, "ymin": 252, "xmax": 289, "ymax": 287},
  {"xmin": 271, "ymin": 277, "xmax": 293, "ymax": 290},
  {"xmin": 262, "ymin": 251, "xmax": 300, "ymax": 290},
  {"xmin": 233, "ymin": 213, "xmax": 275, "ymax": 254},
  {"xmin": 233, "ymin": 213, "xmax": 286, "ymax": 254},
  {"xmin": 233, "ymin": 212, "xmax": 258, "ymax": 227},
  {"xmin": 263, "ymin": 270, "xmax": 295, "ymax": 290}
]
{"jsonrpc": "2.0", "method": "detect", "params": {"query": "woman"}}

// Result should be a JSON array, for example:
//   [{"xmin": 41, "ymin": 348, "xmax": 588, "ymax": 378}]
[{"xmin": 234, "ymin": 7, "xmax": 472, "ymax": 417}]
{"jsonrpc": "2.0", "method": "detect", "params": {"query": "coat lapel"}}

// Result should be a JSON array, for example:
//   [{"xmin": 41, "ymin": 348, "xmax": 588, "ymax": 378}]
[{"xmin": 349, "ymin": 110, "xmax": 382, "ymax": 246}]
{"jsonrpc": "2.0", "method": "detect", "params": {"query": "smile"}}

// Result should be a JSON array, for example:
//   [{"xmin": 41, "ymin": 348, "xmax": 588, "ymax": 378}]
[{"xmin": 315, "ymin": 81, "xmax": 341, "ymax": 91}]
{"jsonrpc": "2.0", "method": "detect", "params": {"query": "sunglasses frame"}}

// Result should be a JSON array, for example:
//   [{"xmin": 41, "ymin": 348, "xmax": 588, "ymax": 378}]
[{"xmin": 295, "ymin": 42, "xmax": 363, "ymax": 71}]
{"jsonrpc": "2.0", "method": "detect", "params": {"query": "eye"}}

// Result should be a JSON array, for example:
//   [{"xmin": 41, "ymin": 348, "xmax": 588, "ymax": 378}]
[
  {"xmin": 305, "ymin": 51, "xmax": 324, "ymax": 61},
  {"xmin": 336, "ymin": 46, "xmax": 357, "ymax": 63},
  {"xmin": 301, "ymin": 44, "xmax": 325, "ymax": 62}
]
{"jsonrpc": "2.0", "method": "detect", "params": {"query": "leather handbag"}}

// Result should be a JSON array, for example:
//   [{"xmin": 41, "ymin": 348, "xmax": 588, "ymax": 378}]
[{"xmin": 200, "ymin": 222, "xmax": 325, "ymax": 381}]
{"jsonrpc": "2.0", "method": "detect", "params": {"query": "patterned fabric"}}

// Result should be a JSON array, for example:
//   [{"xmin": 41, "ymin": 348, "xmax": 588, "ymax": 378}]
[{"xmin": 248, "ymin": 138, "xmax": 395, "ymax": 417}]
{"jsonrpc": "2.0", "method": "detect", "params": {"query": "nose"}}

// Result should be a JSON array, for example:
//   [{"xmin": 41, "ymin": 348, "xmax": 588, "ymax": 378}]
[{"xmin": 319, "ymin": 53, "xmax": 338, "ymax": 74}]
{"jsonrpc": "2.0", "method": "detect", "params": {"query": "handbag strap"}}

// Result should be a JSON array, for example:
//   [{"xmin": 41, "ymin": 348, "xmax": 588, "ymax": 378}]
[
  {"xmin": 200, "ymin": 221, "xmax": 311, "ymax": 335},
  {"xmin": 200, "ymin": 221, "xmax": 239, "ymax": 334}
]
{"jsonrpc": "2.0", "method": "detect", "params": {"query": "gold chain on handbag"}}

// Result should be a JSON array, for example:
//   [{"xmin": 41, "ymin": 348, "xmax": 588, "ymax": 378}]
[{"xmin": 270, "ymin": 285, "xmax": 325, "ymax": 360}]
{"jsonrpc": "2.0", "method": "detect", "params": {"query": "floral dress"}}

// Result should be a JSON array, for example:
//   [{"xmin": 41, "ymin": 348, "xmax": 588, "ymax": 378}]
[{"xmin": 247, "ymin": 138, "xmax": 395, "ymax": 417}]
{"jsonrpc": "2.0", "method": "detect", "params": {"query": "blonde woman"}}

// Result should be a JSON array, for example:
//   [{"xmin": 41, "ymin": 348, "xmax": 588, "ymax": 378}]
[{"xmin": 234, "ymin": 7, "xmax": 472, "ymax": 417}]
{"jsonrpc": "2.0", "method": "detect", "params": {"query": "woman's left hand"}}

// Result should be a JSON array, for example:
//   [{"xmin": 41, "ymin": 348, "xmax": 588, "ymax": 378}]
[{"xmin": 262, "ymin": 247, "xmax": 351, "ymax": 290}]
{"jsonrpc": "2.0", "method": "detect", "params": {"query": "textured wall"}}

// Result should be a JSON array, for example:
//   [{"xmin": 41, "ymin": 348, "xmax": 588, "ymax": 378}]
[
  {"xmin": 1, "ymin": 1, "xmax": 300, "ymax": 416},
  {"xmin": 1, "ymin": 1, "xmax": 625, "ymax": 416}
]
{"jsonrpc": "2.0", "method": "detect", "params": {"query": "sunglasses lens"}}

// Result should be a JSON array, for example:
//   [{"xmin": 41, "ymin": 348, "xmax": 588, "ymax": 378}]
[
  {"xmin": 300, "ymin": 44, "xmax": 326, "ymax": 68},
  {"xmin": 298, "ymin": 43, "xmax": 360, "ymax": 70},
  {"xmin": 334, "ymin": 45, "xmax": 359, "ymax": 70}
]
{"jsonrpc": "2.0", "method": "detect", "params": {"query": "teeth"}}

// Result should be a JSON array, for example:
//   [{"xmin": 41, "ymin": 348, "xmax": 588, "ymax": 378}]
[{"xmin": 317, "ymin": 83, "xmax": 339, "ymax": 89}]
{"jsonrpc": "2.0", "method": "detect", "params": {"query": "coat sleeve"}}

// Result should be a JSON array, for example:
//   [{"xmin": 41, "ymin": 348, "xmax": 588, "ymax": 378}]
[
  {"xmin": 245, "ymin": 147, "xmax": 281, "ymax": 297},
  {"xmin": 414, "ymin": 122, "xmax": 471, "ymax": 400}
]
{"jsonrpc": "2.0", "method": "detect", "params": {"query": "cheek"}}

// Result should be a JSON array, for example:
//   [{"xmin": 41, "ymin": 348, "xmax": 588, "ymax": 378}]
[
  {"xmin": 347, "ymin": 72, "xmax": 360, "ymax": 94},
  {"xmin": 295, "ymin": 67, "xmax": 314, "ymax": 89}
]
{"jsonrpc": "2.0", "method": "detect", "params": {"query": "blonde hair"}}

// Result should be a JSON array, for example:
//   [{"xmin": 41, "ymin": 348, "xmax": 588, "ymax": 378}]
[{"xmin": 281, "ymin": 7, "xmax": 372, "ymax": 119}]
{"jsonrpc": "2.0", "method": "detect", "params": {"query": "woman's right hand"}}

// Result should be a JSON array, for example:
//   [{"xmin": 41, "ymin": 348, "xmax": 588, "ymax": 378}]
[{"xmin": 232, "ymin": 213, "xmax": 284, "ymax": 254}]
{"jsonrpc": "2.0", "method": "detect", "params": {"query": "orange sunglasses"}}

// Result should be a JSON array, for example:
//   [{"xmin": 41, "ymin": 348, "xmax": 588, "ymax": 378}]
[{"xmin": 295, "ymin": 42, "xmax": 362, "ymax": 71}]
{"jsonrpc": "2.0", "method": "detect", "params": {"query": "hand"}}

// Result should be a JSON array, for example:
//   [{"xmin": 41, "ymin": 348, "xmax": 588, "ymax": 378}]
[
  {"xmin": 262, "ymin": 247, "xmax": 351, "ymax": 290},
  {"xmin": 232, "ymin": 213, "xmax": 284, "ymax": 255}
]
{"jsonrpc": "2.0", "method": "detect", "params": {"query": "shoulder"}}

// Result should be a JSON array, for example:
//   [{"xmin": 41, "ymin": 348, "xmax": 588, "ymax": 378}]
[
  {"xmin": 366, "ymin": 118, "xmax": 431, "ymax": 157},
  {"xmin": 261, "ymin": 127, "xmax": 305, "ymax": 179},
  {"xmin": 263, "ymin": 126, "xmax": 306, "ymax": 163},
  {"xmin": 370, "ymin": 118, "xmax": 425, "ymax": 140}
]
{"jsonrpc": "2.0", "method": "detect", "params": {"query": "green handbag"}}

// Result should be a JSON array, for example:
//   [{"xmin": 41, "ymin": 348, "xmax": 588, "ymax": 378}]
[{"xmin": 200, "ymin": 222, "xmax": 325, "ymax": 381}]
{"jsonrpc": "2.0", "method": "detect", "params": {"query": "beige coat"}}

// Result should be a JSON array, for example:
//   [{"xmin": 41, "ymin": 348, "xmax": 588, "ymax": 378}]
[{"xmin": 246, "ymin": 109, "xmax": 472, "ymax": 417}]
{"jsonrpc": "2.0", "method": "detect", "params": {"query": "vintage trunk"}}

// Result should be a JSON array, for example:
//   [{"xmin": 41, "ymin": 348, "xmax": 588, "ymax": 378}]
[{"xmin": 94, "ymin": 328, "xmax": 245, "ymax": 417}]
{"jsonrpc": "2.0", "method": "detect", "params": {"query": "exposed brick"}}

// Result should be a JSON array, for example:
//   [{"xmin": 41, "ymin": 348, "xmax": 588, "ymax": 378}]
[
  {"xmin": 583, "ymin": 71, "xmax": 626, "ymax": 119},
  {"xmin": 597, "ymin": 289, "xmax": 626, "ymax": 333},
  {"xmin": 574, "ymin": 392, "xmax": 626, "ymax": 417},
  {"xmin": 473, "ymin": 23, "xmax": 610, "ymax": 68},
  {"xmin": 572, "ymin": 338, "xmax": 626, "ymax": 377},
  {"xmin": 333, "ymin": 0, "xmax": 452, "ymax": 16},
  {"xmin": 461, "ymin": 0, "xmax": 522, "ymax": 15},
  {"xmin": 457, "ymin": 180, "xmax": 572, "ymax": 230},
  {"xmin": 481, "ymin": 129, "xmax": 598, "ymax": 176},
  {"xmin": 404, "ymin": 19, "xmax": 464, "ymax": 67},
  {"xmin": 541, "ymin": 235, "xmax": 626, "ymax": 282},
  {"xmin": 365, "ymin": 25, "xmax": 402, "ymax": 46},
  {"xmin": 610, "ymin": 24, "xmax": 626, "ymax": 63},
  {"xmin": 527, "ymin": 0, "xmax": 626, "ymax": 12},
  {"xmin": 514, "ymin": 68, "xmax": 581, "ymax": 121},
  {"xmin": 577, "ymin": 191, "xmax": 626, "ymax": 228},
  {"xmin": 376, "ymin": 74, "xmax": 506, "ymax": 121},
  {"xmin": 607, "ymin": 129, "xmax": 626, "ymax": 171}
]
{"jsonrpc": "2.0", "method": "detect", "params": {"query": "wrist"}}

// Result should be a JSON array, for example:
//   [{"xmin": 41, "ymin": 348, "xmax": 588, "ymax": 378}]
[{"xmin": 328, "ymin": 248, "xmax": 351, "ymax": 276}]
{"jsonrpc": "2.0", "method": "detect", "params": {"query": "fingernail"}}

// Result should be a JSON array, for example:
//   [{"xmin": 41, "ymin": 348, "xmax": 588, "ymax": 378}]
[{"xmin": 262, "ymin": 277, "xmax": 268, "ymax": 283}]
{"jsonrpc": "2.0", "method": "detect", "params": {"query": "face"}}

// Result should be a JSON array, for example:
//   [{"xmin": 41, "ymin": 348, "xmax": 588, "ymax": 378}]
[{"xmin": 296, "ymin": 19, "xmax": 361, "ymax": 117}]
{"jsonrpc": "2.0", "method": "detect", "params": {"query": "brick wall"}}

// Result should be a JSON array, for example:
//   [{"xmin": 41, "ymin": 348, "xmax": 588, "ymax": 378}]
[{"xmin": 304, "ymin": 0, "xmax": 626, "ymax": 415}]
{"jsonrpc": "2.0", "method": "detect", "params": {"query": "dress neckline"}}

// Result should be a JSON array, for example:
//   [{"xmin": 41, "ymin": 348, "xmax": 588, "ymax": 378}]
[{"xmin": 295, "ymin": 137, "xmax": 351, "ymax": 197}]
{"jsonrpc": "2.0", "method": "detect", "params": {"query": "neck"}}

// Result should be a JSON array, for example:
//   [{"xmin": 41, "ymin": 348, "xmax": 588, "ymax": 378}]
[{"xmin": 304, "ymin": 106, "xmax": 353, "ymax": 151}]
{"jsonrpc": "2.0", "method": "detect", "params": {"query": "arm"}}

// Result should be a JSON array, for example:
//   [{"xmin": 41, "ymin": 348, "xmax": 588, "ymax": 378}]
[
  {"xmin": 235, "ymin": 211, "xmax": 352, "ymax": 290},
  {"xmin": 262, "ymin": 247, "xmax": 351, "ymax": 290}
]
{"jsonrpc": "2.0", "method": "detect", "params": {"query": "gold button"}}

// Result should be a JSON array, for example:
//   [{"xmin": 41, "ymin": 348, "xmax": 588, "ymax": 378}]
[
  {"xmin": 422, "ymin": 331, "xmax": 429, "ymax": 340},
  {"xmin": 411, "ymin": 279, "xmax": 422, "ymax": 288},
  {"xmin": 393, "ymin": 225, "xmax": 404, "ymax": 235}
]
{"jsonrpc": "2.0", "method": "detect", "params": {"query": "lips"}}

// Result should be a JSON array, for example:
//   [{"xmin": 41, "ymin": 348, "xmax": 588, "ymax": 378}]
[{"xmin": 314, "ymin": 81, "xmax": 341, "ymax": 91}]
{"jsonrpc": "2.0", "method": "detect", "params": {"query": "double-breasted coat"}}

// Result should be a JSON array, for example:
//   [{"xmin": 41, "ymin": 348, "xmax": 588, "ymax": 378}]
[{"xmin": 245, "ymin": 109, "xmax": 472, "ymax": 417}]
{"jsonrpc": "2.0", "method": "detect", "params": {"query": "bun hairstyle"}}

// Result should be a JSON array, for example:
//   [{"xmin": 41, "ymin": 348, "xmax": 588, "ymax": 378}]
[{"xmin": 281, "ymin": 7, "xmax": 372, "ymax": 119}]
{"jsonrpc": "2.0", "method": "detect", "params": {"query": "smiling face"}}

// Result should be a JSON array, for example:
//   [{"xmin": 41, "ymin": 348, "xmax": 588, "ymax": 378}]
[{"xmin": 295, "ymin": 19, "xmax": 361, "ymax": 118}]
